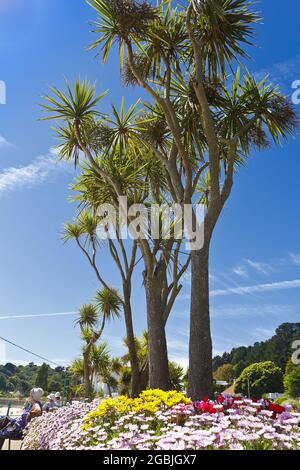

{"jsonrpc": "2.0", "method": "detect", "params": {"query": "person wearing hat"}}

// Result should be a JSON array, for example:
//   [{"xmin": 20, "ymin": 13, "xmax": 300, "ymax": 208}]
[
  {"xmin": 0, "ymin": 388, "xmax": 44, "ymax": 450},
  {"xmin": 43, "ymin": 393, "xmax": 57, "ymax": 413}
]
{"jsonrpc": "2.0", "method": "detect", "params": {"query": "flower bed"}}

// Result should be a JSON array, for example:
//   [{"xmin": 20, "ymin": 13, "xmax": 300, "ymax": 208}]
[{"xmin": 22, "ymin": 390, "xmax": 300, "ymax": 451}]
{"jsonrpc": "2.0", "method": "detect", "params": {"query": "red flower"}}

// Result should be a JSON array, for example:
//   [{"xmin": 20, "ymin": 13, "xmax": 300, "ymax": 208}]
[{"xmin": 268, "ymin": 403, "xmax": 285, "ymax": 415}]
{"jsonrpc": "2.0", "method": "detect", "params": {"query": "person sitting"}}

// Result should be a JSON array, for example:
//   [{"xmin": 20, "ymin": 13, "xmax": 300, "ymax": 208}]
[
  {"xmin": 43, "ymin": 394, "xmax": 57, "ymax": 413},
  {"xmin": 55, "ymin": 392, "xmax": 61, "ymax": 407},
  {"xmin": 0, "ymin": 387, "xmax": 44, "ymax": 450}
]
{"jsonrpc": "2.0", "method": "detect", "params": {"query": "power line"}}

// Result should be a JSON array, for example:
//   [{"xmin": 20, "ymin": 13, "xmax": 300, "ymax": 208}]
[{"xmin": 0, "ymin": 335, "xmax": 66, "ymax": 369}]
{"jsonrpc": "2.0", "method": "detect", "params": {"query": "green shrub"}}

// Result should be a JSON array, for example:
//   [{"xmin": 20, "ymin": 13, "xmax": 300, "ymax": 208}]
[
  {"xmin": 235, "ymin": 361, "xmax": 283, "ymax": 397},
  {"xmin": 284, "ymin": 366, "xmax": 300, "ymax": 399}
]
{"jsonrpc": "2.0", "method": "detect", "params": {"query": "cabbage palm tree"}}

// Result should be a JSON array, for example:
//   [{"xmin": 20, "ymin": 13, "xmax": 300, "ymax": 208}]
[
  {"xmin": 75, "ymin": 291, "xmax": 121, "ymax": 398},
  {"xmin": 44, "ymin": 83, "xmax": 190, "ymax": 391},
  {"xmin": 85, "ymin": 0, "xmax": 298, "ymax": 400},
  {"xmin": 43, "ymin": 0, "xmax": 297, "ymax": 400},
  {"xmin": 64, "ymin": 211, "xmax": 142, "ymax": 397}
]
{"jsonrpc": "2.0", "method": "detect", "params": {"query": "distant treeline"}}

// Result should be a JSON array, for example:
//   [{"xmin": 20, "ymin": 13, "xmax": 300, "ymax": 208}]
[
  {"xmin": 213, "ymin": 323, "xmax": 300, "ymax": 376},
  {"xmin": 0, "ymin": 362, "xmax": 66, "ymax": 396}
]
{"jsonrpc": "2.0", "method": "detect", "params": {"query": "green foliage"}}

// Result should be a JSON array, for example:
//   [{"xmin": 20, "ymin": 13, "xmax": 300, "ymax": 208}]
[
  {"xmin": 76, "ymin": 304, "xmax": 100, "ymax": 330},
  {"xmin": 284, "ymin": 366, "xmax": 300, "ymax": 399},
  {"xmin": 0, "ymin": 373, "xmax": 7, "ymax": 392},
  {"xmin": 169, "ymin": 362, "xmax": 185, "ymax": 392},
  {"xmin": 213, "ymin": 323, "xmax": 300, "ymax": 373},
  {"xmin": 235, "ymin": 361, "xmax": 283, "ymax": 397},
  {"xmin": 95, "ymin": 287, "xmax": 122, "ymax": 319},
  {"xmin": 191, "ymin": 0, "xmax": 260, "ymax": 77},
  {"xmin": 213, "ymin": 363, "xmax": 235, "ymax": 383},
  {"xmin": 0, "ymin": 363, "xmax": 66, "ymax": 397},
  {"xmin": 35, "ymin": 363, "xmax": 50, "ymax": 391},
  {"xmin": 88, "ymin": 0, "xmax": 158, "ymax": 63}
]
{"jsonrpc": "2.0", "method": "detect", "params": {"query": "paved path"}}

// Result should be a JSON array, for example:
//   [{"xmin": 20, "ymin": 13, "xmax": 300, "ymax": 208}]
[{"xmin": 2, "ymin": 440, "xmax": 22, "ymax": 451}]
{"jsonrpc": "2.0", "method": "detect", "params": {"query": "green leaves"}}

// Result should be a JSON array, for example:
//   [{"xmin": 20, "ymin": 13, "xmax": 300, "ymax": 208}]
[
  {"xmin": 62, "ymin": 211, "xmax": 99, "ymax": 248},
  {"xmin": 42, "ymin": 79, "xmax": 107, "ymax": 122},
  {"xmin": 42, "ymin": 79, "xmax": 108, "ymax": 166},
  {"xmin": 241, "ymin": 74, "xmax": 299, "ymax": 144},
  {"xmin": 76, "ymin": 304, "xmax": 100, "ymax": 330},
  {"xmin": 216, "ymin": 70, "xmax": 298, "ymax": 155},
  {"xmin": 95, "ymin": 287, "xmax": 122, "ymax": 320},
  {"xmin": 88, "ymin": 0, "xmax": 158, "ymax": 64},
  {"xmin": 191, "ymin": 0, "xmax": 260, "ymax": 77}
]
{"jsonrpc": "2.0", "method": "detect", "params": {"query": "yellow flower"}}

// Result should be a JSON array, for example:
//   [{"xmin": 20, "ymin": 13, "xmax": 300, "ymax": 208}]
[{"xmin": 82, "ymin": 389, "xmax": 191, "ymax": 431}]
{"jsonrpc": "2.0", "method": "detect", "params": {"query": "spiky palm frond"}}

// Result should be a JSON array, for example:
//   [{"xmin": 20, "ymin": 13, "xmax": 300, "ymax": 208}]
[
  {"xmin": 90, "ymin": 342, "xmax": 111, "ymax": 372},
  {"xmin": 103, "ymin": 98, "xmax": 143, "ymax": 155},
  {"xmin": 169, "ymin": 361, "xmax": 185, "ymax": 392},
  {"xmin": 75, "ymin": 304, "xmax": 99, "ymax": 330},
  {"xmin": 77, "ymin": 211, "xmax": 99, "ymax": 244},
  {"xmin": 189, "ymin": 0, "xmax": 260, "ymax": 77},
  {"xmin": 41, "ymin": 80, "xmax": 108, "ymax": 169},
  {"xmin": 110, "ymin": 357, "xmax": 123, "ymax": 375},
  {"xmin": 88, "ymin": 0, "xmax": 158, "ymax": 64},
  {"xmin": 144, "ymin": 4, "xmax": 188, "ymax": 80},
  {"xmin": 80, "ymin": 327, "xmax": 95, "ymax": 345},
  {"xmin": 119, "ymin": 366, "xmax": 132, "ymax": 393},
  {"xmin": 95, "ymin": 287, "xmax": 122, "ymax": 320},
  {"xmin": 62, "ymin": 221, "xmax": 85, "ymax": 243},
  {"xmin": 72, "ymin": 149, "xmax": 150, "ymax": 211},
  {"xmin": 42, "ymin": 79, "xmax": 106, "ymax": 123},
  {"xmin": 69, "ymin": 358, "xmax": 84, "ymax": 378},
  {"xmin": 217, "ymin": 71, "xmax": 298, "ymax": 155}
]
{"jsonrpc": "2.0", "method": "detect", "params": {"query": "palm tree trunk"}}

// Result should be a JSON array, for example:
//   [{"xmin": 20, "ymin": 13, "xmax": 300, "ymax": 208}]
[
  {"xmin": 145, "ymin": 275, "xmax": 170, "ymax": 390},
  {"xmin": 107, "ymin": 383, "xmax": 112, "ymax": 397},
  {"xmin": 188, "ymin": 244, "xmax": 214, "ymax": 400},
  {"xmin": 123, "ymin": 282, "xmax": 142, "ymax": 397},
  {"xmin": 83, "ymin": 348, "xmax": 93, "ymax": 399}
]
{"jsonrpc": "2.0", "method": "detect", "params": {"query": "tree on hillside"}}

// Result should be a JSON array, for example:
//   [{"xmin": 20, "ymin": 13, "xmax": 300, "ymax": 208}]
[
  {"xmin": 0, "ymin": 373, "xmax": 7, "ymax": 392},
  {"xmin": 235, "ymin": 361, "xmax": 283, "ymax": 398},
  {"xmin": 284, "ymin": 361, "xmax": 300, "ymax": 399},
  {"xmin": 213, "ymin": 364, "xmax": 235, "ymax": 383},
  {"xmin": 35, "ymin": 363, "xmax": 49, "ymax": 391},
  {"xmin": 213, "ymin": 323, "xmax": 300, "ymax": 374},
  {"xmin": 42, "ymin": 0, "xmax": 297, "ymax": 399}
]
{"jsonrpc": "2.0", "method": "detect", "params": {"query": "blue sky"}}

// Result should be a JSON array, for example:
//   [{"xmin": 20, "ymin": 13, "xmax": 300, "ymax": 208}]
[{"xmin": 0, "ymin": 0, "xmax": 299, "ymax": 369}]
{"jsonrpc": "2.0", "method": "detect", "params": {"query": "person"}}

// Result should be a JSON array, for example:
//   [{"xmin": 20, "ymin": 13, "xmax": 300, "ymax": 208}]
[
  {"xmin": 0, "ymin": 388, "xmax": 43, "ymax": 450},
  {"xmin": 43, "ymin": 394, "xmax": 57, "ymax": 413},
  {"xmin": 55, "ymin": 392, "xmax": 61, "ymax": 407}
]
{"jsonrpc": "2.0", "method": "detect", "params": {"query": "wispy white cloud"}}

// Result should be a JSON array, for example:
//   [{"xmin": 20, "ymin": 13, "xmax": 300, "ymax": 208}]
[
  {"xmin": 0, "ymin": 312, "xmax": 76, "ymax": 321},
  {"xmin": 254, "ymin": 327, "xmax": 276, "ymax": 340},
  {"xmin": 241, "ymin": 258, "xmax": 275, "ymax": 276},
  {"xmin": 233, "ymin": 265, "xmax": 248, "ymax": 278},
  {"xmin": 290, "ymin": 253, "xmax": 300, "ymax": 267},
  {"xmin": 0, "ymin": 134, "xmax": 13, "ymax": 149},
  {"xmin": 0, "ymin": 152, "xmax": 68, "ymax": 195},
  {"xmin": 254, "ymin": 54, "xmax": 300, "ymax": 91},
  {"xmin": 179, "ymin": 278, "xmax": 300, "ymax": 301},
  {"xmin": 212, "ymin": 303, "xmax": 294, "ymax": 319},
  {"xmin": 211, "ymin": 279, "xmax": 300, "ymax": 298}
]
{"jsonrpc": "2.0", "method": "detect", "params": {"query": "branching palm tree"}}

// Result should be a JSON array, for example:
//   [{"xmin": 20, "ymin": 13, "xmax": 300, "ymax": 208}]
[
  {"xmin": 75, "ymin": 290, "xmax": 121, "ymax": 399},
  {"xmin": 46, "ymin": 88, "xmax": 191, "ymax": 391},
  {"xmin": 42, "ymin": 0, "xmax": 297, "ymax": 399},
  {"xmin": 63, "ymin": 211, "xmax": 142, "ymax": 397},
  {"xmin": 84, "ymin": 0, "xmax": 297, "ymax": 400}
]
